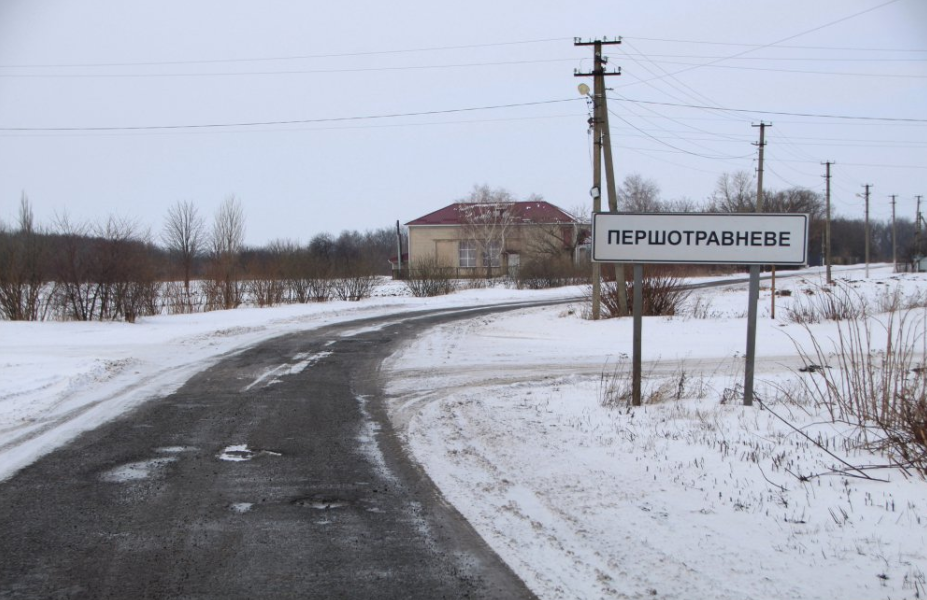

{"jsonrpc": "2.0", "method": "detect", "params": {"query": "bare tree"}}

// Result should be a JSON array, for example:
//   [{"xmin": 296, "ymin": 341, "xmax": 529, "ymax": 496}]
[
  {"xmin": 52, "ymin": 213, "xmax": 96, "ymax": 321},
  {"xmin": 0, "ymin": 193, "xmax": 52, "ymax": 320},
  {"xmin": 663, "ymin": 196, "xmax": 702, "ymax": 213},
  {"xmin": 709, "ymin": 171, "xmax": 756, "ymax": 212},
  {"xmin": 458, "ymin": 185, "xmax": 517, "ymax": 278},
  {"xmin": 51, "ymin": 213, "xmax": 160, "ymax": 322},
  {"xmin": 618, "ymin": 174, "xmax": 662, "ymax": 212},
  {"xmin": 206, "ymin": 195, "xmax": 245, "ymax": 310},
  {"xmin": 162, "ymin": 200, "xmax": 205, "ymax": 294}
]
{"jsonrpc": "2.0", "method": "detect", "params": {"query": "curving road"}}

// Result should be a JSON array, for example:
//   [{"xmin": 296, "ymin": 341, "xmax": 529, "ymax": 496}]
[{"xmin": 0, "ymin": 302, "xmax": 560, "ymax": 600}]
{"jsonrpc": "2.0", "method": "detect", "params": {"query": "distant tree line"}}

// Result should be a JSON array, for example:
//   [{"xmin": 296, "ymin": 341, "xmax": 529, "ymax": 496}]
[
  {"xmin": 616, "ymin": 171, "xmax": 918, "ymax": 267},
  {"xmin": 0, "ymin": 194, "xmax": 399, "ymax": 321},
  {"xmin": 0, "ymin": 175, "xmax": 917, "ymax": 321}
]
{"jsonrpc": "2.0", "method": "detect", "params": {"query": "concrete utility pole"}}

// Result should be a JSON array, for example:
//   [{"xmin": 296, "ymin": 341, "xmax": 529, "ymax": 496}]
[
  {"xmin": 917, "ymin": 195, "xmax": 924, "ymax": 265},
  {"xmin": 890, "ymin": 194, "xmax": 898, "ymax": 272},
  {"xmin": 744, "ymin": 121, "xmax": 770, "ymax": 407},
  {"xmin": 823, "ymin": 161, "xmax": 834, "ymax": 284},
  {"xmin": 863, "ymin": 184, "xmax": 872, "ymax": 278},
  {"xmin": 575, "ymin": 37, "xmax": 626, "ymax": 319}
]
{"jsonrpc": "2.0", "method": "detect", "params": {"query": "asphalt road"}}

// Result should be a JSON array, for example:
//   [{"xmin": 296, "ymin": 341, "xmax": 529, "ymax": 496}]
[{"xmin": 0, "ymin": 303, "xmax": 555, "ymax": 600}]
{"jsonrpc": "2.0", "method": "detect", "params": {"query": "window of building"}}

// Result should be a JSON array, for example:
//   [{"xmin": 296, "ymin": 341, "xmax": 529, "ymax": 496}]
[
  {"xmin": 459, "ymin": 240, "xmax": 477, "ymax": 268},
  {"xmin": 483, "ymin": 240, "xmax": 502, "ymax": 268}
]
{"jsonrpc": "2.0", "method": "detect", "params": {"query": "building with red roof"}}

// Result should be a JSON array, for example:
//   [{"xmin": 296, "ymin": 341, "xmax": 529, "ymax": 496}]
[{"xmin": 402, "ymin": 200, "xmax": 588, "ymax": 277}]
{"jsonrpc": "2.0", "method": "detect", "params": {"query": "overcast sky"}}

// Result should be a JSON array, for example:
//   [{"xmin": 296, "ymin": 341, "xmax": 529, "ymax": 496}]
[{"xmin": 0, "ymin": 0, "xmax": 924, "ymax": 246}]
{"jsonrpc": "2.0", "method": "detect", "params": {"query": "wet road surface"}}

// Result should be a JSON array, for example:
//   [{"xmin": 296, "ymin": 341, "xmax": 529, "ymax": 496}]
[{"xmin": 0, "ymin": 303, "xmax": 552, "ymax": 599}]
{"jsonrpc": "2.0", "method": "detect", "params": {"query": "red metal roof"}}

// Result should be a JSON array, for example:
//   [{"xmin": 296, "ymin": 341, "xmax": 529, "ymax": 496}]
[{"xmin": 407, "ymin": 201, "xmax": 577, "ymax": 226}]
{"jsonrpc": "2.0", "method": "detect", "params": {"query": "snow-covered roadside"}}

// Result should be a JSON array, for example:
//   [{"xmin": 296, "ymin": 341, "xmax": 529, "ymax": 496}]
[
  {"xmin": 0, "ymin": 281, "xmax": 579, "ymax": 482},
  {"xmin": 384, "ymin": 265, "xmax": 927, "ymax": 600}
]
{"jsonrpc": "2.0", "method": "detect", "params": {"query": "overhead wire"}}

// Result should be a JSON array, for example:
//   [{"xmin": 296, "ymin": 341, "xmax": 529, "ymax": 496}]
[
  {"xmin": 623, "ymin": 60, "xmax": 927, "ymax": 79},
  {"xmin": 608, "ymin": 108, "xmax": 754, "ymax": 161},
  {"xmin": 607, "ymin": 96, "xmax": 927, "ymax": 123},
  {"xmin": 0, "ymin": 111, "xmax": 584, "ymax": 139},
  {"xmin": 614, "ymin": 53, "xmax": 927, "ymax": 63},
  {"xmin": 0, "ymin": 57, "xmax": 579, "ymax": 79},
  {"xmin": 0, "ymin": 98, "xmax": 583, "ymax": 132},
  {"xmin": 0, "ymin": 37, "xmax": 571, "ymax": 69},
  {"xmin": 617, "ymin": 40, "xmax": 750, "ymax": 125},
  {"xmin": 629, "ymin": 0, "xmax": 904, "ymax": 86},
  {"xmin": 625, "ymin": 36, "xmax": 927, "ymax": 53}
]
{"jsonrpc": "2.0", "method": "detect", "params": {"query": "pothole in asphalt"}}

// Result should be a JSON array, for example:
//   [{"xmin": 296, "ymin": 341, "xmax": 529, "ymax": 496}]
[
  {"xmin": 292, "ymin": 494, "xmax": 354, "ymax": 510},
  {"xmin": 229, "ymin": 502, "xmax": 254, "ymax": 514},
  {"xmin": 217, "ymin": 444, "xmax": 282, "ymax": 462},
  {"xmin": 100, "ymin": 457, "xmax": 177, "ymax": 482},
  {"xmin": 155, "ymin": 446, "xmax": 196, "ymax": 454}
]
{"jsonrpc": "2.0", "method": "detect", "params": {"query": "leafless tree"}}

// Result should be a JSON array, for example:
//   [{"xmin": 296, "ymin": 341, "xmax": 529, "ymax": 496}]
[
  {"xmin": 663, "ymin": 196, "xmax": 703, "ymax": 213},
  {"xmin": 162, "ymin": 200, "xmax": 205, "ymax": 294},
  {"xmin": 206, "ymin": 195, "xmax": 245, "ymax": 310},
  {"xmin": 709, "ymin": 171, "xmax": 757, "ymax": 212},
  {"xmin": 618, "ymin": 174, "xmax": 662, "ymax": 212},
  {"xmin": 458, "ymin": 185, "xmax": 517, "ymax": 278},
  {"xmin": 0, "ymin": 193, "xmax": 53, "ymax": 320},
  {"xmin": 52, "ymin": 214, "xmax": 97, "ymax": 321},
  {"xmin": 764, "ymin": 187, "xmax": 825, "ymax": 219},
  {"xmin": 51, "ymin": 213, "xmax": 160, "ymax": 322}
]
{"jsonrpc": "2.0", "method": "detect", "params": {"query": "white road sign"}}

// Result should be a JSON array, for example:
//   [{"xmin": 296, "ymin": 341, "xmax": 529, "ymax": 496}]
[{"xmin": 593, "ymin": 212, "xmax": 809, "ymax": 265}]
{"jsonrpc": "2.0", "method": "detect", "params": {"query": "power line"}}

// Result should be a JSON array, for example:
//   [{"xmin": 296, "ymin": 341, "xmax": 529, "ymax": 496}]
[
  {"xmin": 0, "ymin": 98, "xmax": 582, "ymax": 132},
  {"xmin": 623, "ymin": 59, "xmax": 927, "ymax": 79},
  {"xmin": 0, "ymin": 112, "xmax": 582, "ymax": 138},
  {"xmin": 607, "ymin": 96, "xmax": 927, "ymax": 123},
  {"xmin": 626, "ymin": 36, "xmax": 927, "ymax": 54},
  {"xmin": 608, "ymin": 108, "xmax": 754, "ymax": 160},
  {"xmin": 631, "ymin": 0, "xmax": 904, "ymax": 85},
  {"xmin": 0, "ymin": 57, "xmax": 579, "ymax": 79},
  {"xmin": 616, "ymin": 53, "xmax": 927, "ymax": 62},
  {"xmin": 0, "ymin": 37, "xmax": 570, "ymax": 69}
]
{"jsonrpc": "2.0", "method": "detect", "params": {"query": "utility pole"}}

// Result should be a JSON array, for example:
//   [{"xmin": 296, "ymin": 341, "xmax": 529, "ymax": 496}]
[
  {"xmin": 575, "ymin": 37, "xmax": 626, "ymax": 319},
  {"xmin": 890, "ymin": 194, "xmax": 897, "ymax": 272},
  {"xmin": 395, "ymin": 220, "xmax": 403, "ymax": 279},
  {"xmin": 917, "ymin": 195, "xmax": 924, "ymax": 267},
  {"xmin": 822, "ymin": 161, "xmax": 834, "ymax": 284},
  {"xmin": 862, "ymin": 184, "xmax": 872, "ymax": 278},
  {"xmin": 744, "ymin": 121, "xmax": 770, "ymax": 407}
]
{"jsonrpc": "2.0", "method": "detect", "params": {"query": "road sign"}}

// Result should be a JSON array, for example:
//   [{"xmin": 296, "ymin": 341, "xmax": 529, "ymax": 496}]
[{"xmin": 593, "ymin": 212, "xmax": 809, "ymax": 265}]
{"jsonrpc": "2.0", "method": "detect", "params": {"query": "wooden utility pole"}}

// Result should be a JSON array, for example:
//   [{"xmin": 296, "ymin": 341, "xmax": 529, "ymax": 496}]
[
  {"xmin": 890, "ymin": 194, "xmax": 898, "ymax": 272},
  {"xmin": 863, "ymin": 184, "xmax": 872, "ymax": 278},
  {"xmin": 744, "ymin": 121, "xmax": 770, "ymax": 407},
  {"xmin": 823, "ymin": 161, "xmax": 834, "ymax": 284},
  {"xmin": 575, "ymin": 37, "xmax": 626, "ymax": 319},
  {"xmin": 395, "ymin": 220, "xmax": 403, "ymax": 279}
]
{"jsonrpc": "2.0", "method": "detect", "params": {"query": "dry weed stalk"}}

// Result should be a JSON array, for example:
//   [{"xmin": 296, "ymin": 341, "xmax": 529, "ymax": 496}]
[{"xmin": 797, "ymin": 296, "xmax": 927, "ymax": 477}]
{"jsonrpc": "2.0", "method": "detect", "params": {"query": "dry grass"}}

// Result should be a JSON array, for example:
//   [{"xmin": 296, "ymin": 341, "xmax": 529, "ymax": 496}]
[{"xmin": 796, "ymin": 298, "xmax": 927, "ymax": 477}]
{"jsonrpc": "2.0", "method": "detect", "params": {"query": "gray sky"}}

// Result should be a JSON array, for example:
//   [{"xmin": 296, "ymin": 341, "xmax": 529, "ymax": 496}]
[{"xmin": 0, "ymin": 0, "xmax": 924, "ymax": 246}]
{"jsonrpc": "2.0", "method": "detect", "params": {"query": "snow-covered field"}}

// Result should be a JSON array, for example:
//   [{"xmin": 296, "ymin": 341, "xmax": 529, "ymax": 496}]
[
  {"xmin": 384, "ymin": 265, "xmax": 927, "ymax": 600},
  {"xmin": 2, "ymin": 265, "xmax": 926, "ymax": 599}
]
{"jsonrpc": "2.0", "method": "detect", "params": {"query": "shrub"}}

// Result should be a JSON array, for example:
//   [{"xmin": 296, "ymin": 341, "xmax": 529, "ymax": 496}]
[
  {"xmin": 785, "ymin": 282, "xmax": 865, "ymax": 324},
  {"xmin": 404, "ymin": 257, "xmax": 458, "ymax": 297},
  {"xmin": 599, "ymin": 269, "xmax": 689, "ymax": 318},
  {"xmin": 514, "ymin": 256, "xmax": 588, "ymax": 290},
  {"xmin": 797, "ymin": 305, "xmax": 927, "ymax": 477}
]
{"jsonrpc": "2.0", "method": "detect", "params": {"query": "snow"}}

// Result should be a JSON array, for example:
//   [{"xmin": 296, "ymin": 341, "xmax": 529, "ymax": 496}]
[
  {"xmin": 2, "ymin": 265, "xmax": 926, "ymax": 598},
  {"xmin": 383, "ymin": 264, "xmax": 927, "ymax": 599},
  {"xmin": 0, "ymin": 282, "xmax": 574, "ymax": 482}
]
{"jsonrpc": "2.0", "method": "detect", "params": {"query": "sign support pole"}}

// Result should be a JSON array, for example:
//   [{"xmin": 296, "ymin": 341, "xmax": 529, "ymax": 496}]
[
  {"xmin": 744, "ymin": 265, "xmax": 760, "ymax": 406},
  {"xmin": 632, "ymin": 263, "xmax": 643, "ymax": 406},
  {"xmin": 591, "ymin": 211, "xmax": 809, "ymax": 410}
]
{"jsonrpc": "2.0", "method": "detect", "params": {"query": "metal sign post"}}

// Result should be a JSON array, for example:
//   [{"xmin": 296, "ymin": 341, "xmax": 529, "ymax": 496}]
[
  {"xmin": 632, "ymin": 264, "xmax": 643, "ymax": 406},
  {"xmin": 593, "ymin": 212, "xmax": 809, "ymax": 407}
]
